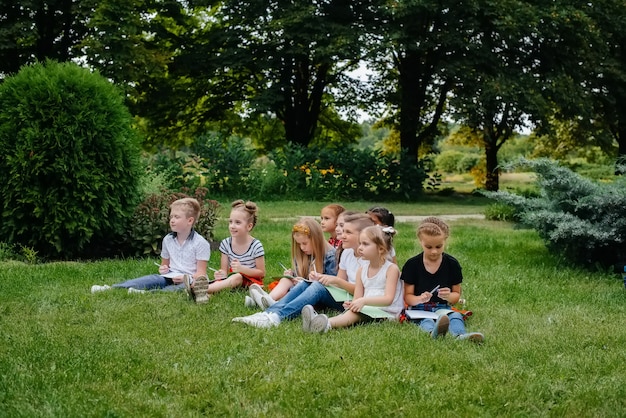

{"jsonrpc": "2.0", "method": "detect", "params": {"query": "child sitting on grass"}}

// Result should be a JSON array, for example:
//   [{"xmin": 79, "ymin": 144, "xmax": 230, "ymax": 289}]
[
  {"xmin": 302, "ymin": 225, "xmax": 403, "ymax": 332},
  {"xmin": 247, "ymin": 217, "xmax": 336, "ymax": 309},
  {"xmin": 90, "ymin": 197, "xmax": 211, "ymax": 298},
  {"xmin": 402, "ymin": 217, "xmax": 484, "ymax": 342},
  {"xmin": 189, "ymin": 200, "xmax": 265, "ymax": 304}
]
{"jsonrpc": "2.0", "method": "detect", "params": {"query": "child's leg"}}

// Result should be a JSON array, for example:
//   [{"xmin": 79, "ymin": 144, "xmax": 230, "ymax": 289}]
[
  {"xmin": 269, "ymin": 278, "xmax": 294, "ymax": 301},
  {"xmin": 329, "ymin": 311, "xmax": 362, "ymax": 330},
  {"xmin": 112, "ymin": 274, "xmax": 166, "ymax": 290},
  {"xmin": 447, "ymin": 312, "xmax": 467, "ymax": 337},
  {"xmin": 207, "ymin": 274, "xmax": 243, "ymax": 293}
]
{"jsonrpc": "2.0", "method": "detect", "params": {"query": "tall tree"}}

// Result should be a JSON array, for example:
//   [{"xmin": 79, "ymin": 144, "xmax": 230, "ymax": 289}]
[
  {"xmin": 451, "ymin": 0, "xmax": 599, "ymax": 190},
  {"xmin": 364, "ymin": 0, "xmax": 479, "ymax": 165},
  {"xmin": 0, "ymin": 0, "xmax": 96, "ymax": 78},
  {"xmin": 176, "ymin": 0, "xmax": 369, "ymax": 147}
]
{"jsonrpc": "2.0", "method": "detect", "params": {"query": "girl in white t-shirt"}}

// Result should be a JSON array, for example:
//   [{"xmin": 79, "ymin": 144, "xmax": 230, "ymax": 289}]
[{"xmin": 303, "ymin": 225, "xmax": 403, "ymax": 333}]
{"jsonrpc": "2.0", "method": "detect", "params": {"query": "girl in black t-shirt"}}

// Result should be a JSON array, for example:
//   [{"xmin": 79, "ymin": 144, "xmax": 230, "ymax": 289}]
[{"xmin": 401, "ymin": 217, "xmax": 484, "ymax": 343}]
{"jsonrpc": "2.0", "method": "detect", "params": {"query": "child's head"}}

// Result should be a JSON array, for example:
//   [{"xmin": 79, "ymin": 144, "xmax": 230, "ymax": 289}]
[
  {"xmin": 358, "ymin": 225, "xmax": 396, "ymax": 263},
  {"xmin": 169, "ymin": 198, "xmax": 201, "ymax": 231},
  {"xmin": 229, "ymin": 199, "xmax": 259, "ymax": 236},
  {"xmin": 366, "ymin": 206, "xmax": 395, "ymax": 227},
  {"xmin": 291, "ymin": 217, "xmax": 327, "ymax": 276},
  {"xmin": 335, "ymin": 210, "xmax": 357, "ymax": 239},
  {"xmin": 341, "ymin": 212, "xmax": 375, "ymax": 250},
  {"xmin": 417, "ymin": 217, "xmax": 449, "ymax": 260},
  {"xmin": 320, "ymin": 204, "xmax": 345, "ymax": 235}
]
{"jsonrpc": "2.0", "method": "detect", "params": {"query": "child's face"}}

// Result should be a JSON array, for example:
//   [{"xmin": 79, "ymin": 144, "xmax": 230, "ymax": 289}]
[
  {"xmin": 341, "ymin": 222, "xmax": 360, "ymax": 250},
  {"xmin": 419, "ymin": 234, "xmax": 446, "ymax": 262},
  {"xmin": 169, "ymin": 208, "xmax": 193, "ymax": 233},
  {"xmin": 357, "ymin": 231, "xmax": 380, "ymax": 261},
  {"xmin": 335, "ymin": 214, "xmax": 345, "ymax": 238},
  {"xmin": 320, "ymin": 209, "xmax": 337, "ymax": 233},
  {"xmin": 228, "ymin": 209, "xmax": 252, "ymax": 237},
  {"xmin": 294, "ymin": 233, "xmax": 313, "ymax": 255}
]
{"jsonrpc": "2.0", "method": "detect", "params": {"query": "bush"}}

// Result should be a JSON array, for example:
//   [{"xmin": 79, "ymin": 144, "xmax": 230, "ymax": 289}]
[
  {"xmin": 482, "ymin": 158, "xmax": 626, "ymax": 268},
  {"xmin": 0, "ymin": 61, "xmax": 142, "ymax": 259},
  {"xmin": 123, "ymin": 188, "xmax": 220, "ymax": 257},
  {"xmin": 435, "ymin": 150, "xmax": 465, "ymax": 173},
  {"xmin": 484, "ymin": 203, "xmax": 517, "ymax": 222}
]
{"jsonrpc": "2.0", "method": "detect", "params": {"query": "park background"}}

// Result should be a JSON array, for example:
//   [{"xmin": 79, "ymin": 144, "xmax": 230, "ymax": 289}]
[{"xmin": 1, "ymin": 1, "xmax": 626, "ymax": 416}]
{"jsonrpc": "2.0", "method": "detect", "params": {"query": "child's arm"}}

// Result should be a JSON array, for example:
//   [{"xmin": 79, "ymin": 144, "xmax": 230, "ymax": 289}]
[
  {"xmin": 232, "ymin": 255, "xmax": 265, "ymax": 279},
  {"xmin": 351, "ymin": 264, "xmax": 400, "ymax": 310},
  {"xmin": 157, "ymin": 258, "xmax": 170, "ymax": 275},
  {"xmin": 404, "ymin": 282, "xmax": 437, "ymax": 306},
  {"xmin": 214, "ymin": 253, "xmax": 230, "ymax": 280}
]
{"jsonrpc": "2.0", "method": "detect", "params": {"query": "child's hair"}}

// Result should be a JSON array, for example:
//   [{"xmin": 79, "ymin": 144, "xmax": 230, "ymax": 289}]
[
  {"xmin": 343, "ymin": 212, "xmax": 375, "ymax": 232},
  {"xmin": 417, "ymin": 216, "xmax": 450, "ymax": 239},
  {"xmin": 291, "ymin": 217, "xmax": 327, "ymax": 276},
  {"xmin": 170, "ymin": 197, "xmax": 201, "ymax": 223},
  {"xmin": 361, "ymin": 225, "xmax": 397, "ymax": 262},
  {"xmin": 231, "ymin": 199, "xmax": 258, "ymax": 227},
  {"xmin": 366, "ymin": 206, "xmax": 395, "ymax": 227},
  {"xmin": 322, "ymin": 204, "xmax": 345, "ymax": 218}
]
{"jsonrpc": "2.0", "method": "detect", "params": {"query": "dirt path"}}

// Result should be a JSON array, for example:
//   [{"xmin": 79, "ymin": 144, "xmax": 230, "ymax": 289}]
[{"xmin": 270, "ymin": 214, "xmax": 485, "ymax": 222}]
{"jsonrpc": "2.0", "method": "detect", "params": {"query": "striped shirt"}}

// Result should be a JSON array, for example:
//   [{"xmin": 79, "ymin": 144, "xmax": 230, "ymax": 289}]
[{"xmin": 218, "ymin": 237, "xmax": 265, "ymax": 269}]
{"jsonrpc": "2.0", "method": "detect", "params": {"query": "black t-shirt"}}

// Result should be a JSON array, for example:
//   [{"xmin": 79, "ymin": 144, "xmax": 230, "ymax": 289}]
[{"xmin": 400, "ymin": 252, "xmax": 463, "ymax": 304}]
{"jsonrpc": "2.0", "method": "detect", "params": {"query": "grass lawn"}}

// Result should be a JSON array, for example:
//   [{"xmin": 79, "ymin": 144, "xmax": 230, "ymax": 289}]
[{"xmin": 1, "ymin": 201, "xmax": 625, "ymax": 417}]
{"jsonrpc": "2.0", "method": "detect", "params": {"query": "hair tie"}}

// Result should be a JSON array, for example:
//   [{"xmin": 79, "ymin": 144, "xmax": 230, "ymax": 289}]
[{"xmin": 381, "ymin": 226, "xmax": 396, "ymax": 235}]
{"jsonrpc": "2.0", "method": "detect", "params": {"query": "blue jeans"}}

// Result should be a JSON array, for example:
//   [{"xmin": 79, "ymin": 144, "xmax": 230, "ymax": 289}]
[
  {"xmin": 414, "ymin": 311, "xmax": 466, "ymax": 337},
  {"xmin": 111, "ymin": 274, "xmax": 184, "ymax": 292},
  {"xmin": 266, "ymin": 280, "xmax": 344, "ymax": 321}
]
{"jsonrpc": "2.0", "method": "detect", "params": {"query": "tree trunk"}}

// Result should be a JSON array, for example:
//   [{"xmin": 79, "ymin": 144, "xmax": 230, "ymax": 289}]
[
  {"xmin": 616, "ymin": 119, "xmax": 626, "ymax": 175},
  {"xmin": 484, "ymin": 133, "xmax": 500, "ymax": 191}
]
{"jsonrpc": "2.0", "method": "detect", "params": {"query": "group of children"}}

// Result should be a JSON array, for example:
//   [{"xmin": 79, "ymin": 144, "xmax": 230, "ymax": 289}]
[{"xmin": 91, "ymin": 197, "xmax": 484, "ymax": 343}]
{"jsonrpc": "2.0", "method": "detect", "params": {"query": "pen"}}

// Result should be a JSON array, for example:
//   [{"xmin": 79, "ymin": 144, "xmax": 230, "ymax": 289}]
[
  {"xmin": 154, "ymin": 262, "xmax": 161, "ymax": 267},
  {"xmin": 208, "ymin": 267, "xmax": 217, "ymax": 272},
  {"xmin": 430, "ymin": 285, "xmax": 440, "ymax": 293},
  {"xmin": 279, "ymin": 262, "xmax": 289, "ymax": 271}
]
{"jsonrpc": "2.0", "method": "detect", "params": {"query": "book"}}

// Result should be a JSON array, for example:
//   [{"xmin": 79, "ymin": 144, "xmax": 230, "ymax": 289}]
[
  {"xmin": 359, "ymin": 305, "xmax": 396, "ymax": 319},
  {"xmin": 404, "ymin": 308, "xmax": 454, "ymax": 320},
  {"xmin": 325, "ymin": 285, "xmax": 352, "ymax": 302}
]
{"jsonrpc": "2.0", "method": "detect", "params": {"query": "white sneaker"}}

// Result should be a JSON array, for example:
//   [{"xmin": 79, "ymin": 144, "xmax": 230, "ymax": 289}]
[
  {"xmin": 128, "ymin": 287, "xmax": 147, "ymax": 294},
  {"xmin": 260, "ymin": 294, "xmax": 276, "ymax": 309},
  {"xmin": 91, "ymin": 285, "xmax": 111, "ymax": 293},
  {"xmin": 301, "ymin": 305, "xmax": 317, "ymax": 331},
  {"xmin": 457, "ymin": 332, "xmax": 484, "ymax": 343},
  {"xmin": 249, "ymin": 288, "xmax": 265, "ymax": 309},
  {"xmin": 248, "ymin": 283, "xmax": 268, "ymax": 297},
  {"xmin": 232, "ymin": 312, "xmax": 279, "ymax": 328},
  {"xmin": 244, "ymin": 295, "xmax": 257, "ymax": 308},
  {"xmin": 308, "ymin": 314, "xmax": 330, "ymax": 333}
]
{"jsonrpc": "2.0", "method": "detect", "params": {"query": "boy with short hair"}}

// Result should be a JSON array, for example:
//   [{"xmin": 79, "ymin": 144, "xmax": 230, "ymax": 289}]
[{"xmin": 91, "ymin": 197, "xmax": 211, "ymax": 302}]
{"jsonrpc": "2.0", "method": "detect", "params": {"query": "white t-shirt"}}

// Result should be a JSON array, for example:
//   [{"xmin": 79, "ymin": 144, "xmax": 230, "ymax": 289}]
[
  {"xmin": 160, "ymin": 230, "xmax": 211, "ymax": 277},
  {"xmin": 338, "ymin": 248, "xmax": 365, "ymax": 284}
]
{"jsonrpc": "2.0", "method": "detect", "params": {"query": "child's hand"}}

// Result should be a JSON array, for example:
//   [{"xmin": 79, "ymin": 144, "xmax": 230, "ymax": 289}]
[
  {"xmin": 437, "ymin": 287, "xmax": 451, "ymax": 301},
  {"xmin": 284, "ymin": 269, "xmax": 294, "ymax": 277},
  {"xmin": 171, "ymin": 275, "xmax": 184, "ymax": 284},
  {"xmin": 348, "ymin": 297, "xmax": 365, "ymax": 312},
  {"xmin": 342, "ymin": 300, "xmax": 352, "ymax": 310},
  {"xmin": 317, "ymin": 274, "xmax": 333, "ymax": 285},
  {"xmin": 308, "ymin": 271, "xmax": 322, "ymax": 281},
  {"xmin": 158, "ymin": 264, "xmax": 170, "ymax": 275},
  {"xmin": 214, "ymin": 269, "xmax": 227, "ymax": 280},
  {"xmin": 231, "ymin": 259, "xmax": 241, "ymax": 273}
]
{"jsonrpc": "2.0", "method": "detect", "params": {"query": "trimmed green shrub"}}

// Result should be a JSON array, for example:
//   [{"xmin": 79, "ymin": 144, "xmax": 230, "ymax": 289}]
[
  {"xmin": 484, "ymin": 203, "xmax": 517, "ymax": 222},
  {"xmin": 483, "ymin": 158, "xmax": 626, "ymax": 268},
  {"xmin": 0, "ymin": 61, "xmax": 142, "ymax": 259},
  {"xmin": 123, "ymin": 188, "xmax": 220, "ymax": 257}
]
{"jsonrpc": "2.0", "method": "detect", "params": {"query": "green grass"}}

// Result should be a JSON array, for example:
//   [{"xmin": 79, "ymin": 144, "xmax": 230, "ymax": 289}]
[{"xmin": 1, "ymin": 203, "xmax": 625, "ymax": 417}]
